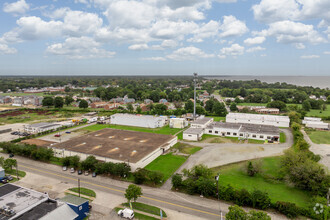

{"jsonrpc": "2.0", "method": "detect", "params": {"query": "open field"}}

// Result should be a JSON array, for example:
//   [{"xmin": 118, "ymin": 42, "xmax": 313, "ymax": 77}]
[
  {"xmin": 305, "ymin": 129, "xmax": 330, "ymax": 144},
  {"xmin": 145, "ymin": 153, "xmax": 187, "ymax": 182},
  {"xmin": 0, "ymin": 92, "xmax": 46, "ymax": 96},
  {"xmin": 287, "ymin": 104, "xmax": 330, "ymax": 117},
  {"xmin": 206, "ymin": 116, "xmax": 225, "ymax": 122},
  {"xmin": 237, "ymin": 103, "xmax": 267, "ymax": 106},
  {"xmin": 212, "ymin": 157, "xmax": 311, "ymax": 208},
  {"xmin": 172, "ymin": 142, "xmax": 202, "ymax": 155},
  {"xmin": 82, "ymin": 124, "xmax": 182, "ymax": 135}
]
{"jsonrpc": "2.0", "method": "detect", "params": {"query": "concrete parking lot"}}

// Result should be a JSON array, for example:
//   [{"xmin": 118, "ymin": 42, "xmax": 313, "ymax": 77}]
[{"xmin": 0, "ymin": 123, "xmax": 28, "ymax": 142}]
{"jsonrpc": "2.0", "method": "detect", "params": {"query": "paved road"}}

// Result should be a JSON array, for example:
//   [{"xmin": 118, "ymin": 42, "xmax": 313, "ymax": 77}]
[{"xmin": 15, "ymin": 159, "xmax": 223, "ymax": 220}]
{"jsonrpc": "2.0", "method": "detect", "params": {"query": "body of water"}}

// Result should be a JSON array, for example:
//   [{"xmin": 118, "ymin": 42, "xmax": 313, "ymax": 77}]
[{"xmin": 205, "ymin": 76, "xmax": 330, "ymax": 89}]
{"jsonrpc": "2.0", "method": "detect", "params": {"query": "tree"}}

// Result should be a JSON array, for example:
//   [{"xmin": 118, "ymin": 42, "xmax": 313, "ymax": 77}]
[
  {"xmin": 184, "ymin": 100, "xmax": 194, "ymax": 112},
  {"xmin": 247, "ymin": 161, "xmax": 256, "ymax": 176},
  {"xmin": 266, "ymin": 100, "xmax": 287, "ymax": 111},
  {"xmin": 4, "ymin": 158, "xmax": 17, "ymax": 171},
  {"xmin": 0, "ymin": 156, "xmax": 4, "ymax": 167},
  {"xmin": 42, "ymin": 96, "xmax": 54, "ymax": 107},
  {"xmin": 64, "ymin": 86, "xmax": 70, "ymax": 92},
  {"xmin": 251, "ymin": 189, "xmax": 271, "ymax": 210},
  {"xmin": 79, "ymin": 100, "xmax": 88, "ymax": 108},
  {"xmin": 54, "ymin": 97, "xmax": 64, "ymax": 108},
  {"xmin": 213, "ymin": 102, "xmax": 228, "ymax": 116},
  {"xmin": 148, "ymin": 171, "xmax": 164, "ymax": 185},
  {"xmin": 230, "ymin": 103, "xmax": 238, "ymax": 111},
  {"xmin": 127, "ymin": 103, "xmax": 134, "ymax": 112},
  {"xmin": 205, "ymin": 99, "xmax": 215, "ymax": 112},
  {"xmin": 247, "ymin": 210, "xmax": 271, "ymax": 220},
  {"xmin": 136, "ymin": 106, "xmax": 142, "ymax": 113},
  {"xmin": 302, "ymin": 100, "xmax": 311, "ymax": 111},
  {"xmin": 62, "ymin": 157, "xmax": 71, "ymax": 167},
  {"xmin": 226, "ymin": 205, "xmax": 247, "ymax": 220},
  {"xmin": 70, "ymin": 155, "xmax": 80, "ymax": 169},
  {"xmin": 172, "ymin": 174, "xmax": 183, "ymax": 189},
  {"xmin": 81, "ymin": 156, "xmax": 98, "ymax": 171},
  {"xmin": 125, "ymin": 184, "xmax": 142, "ymax": 202},
  {"xmin": 65, "ymin": 96, "xmax": 74, "ymax": 106}
]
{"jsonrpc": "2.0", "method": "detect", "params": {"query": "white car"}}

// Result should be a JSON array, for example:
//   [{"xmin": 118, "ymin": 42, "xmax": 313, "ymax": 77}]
[
  {"xmin": 62, "ymin": 166, "xmax": 67, "ymax": 171},
  {"xmin": 70, "ymin": 168, "xmax": 75, "ymax": 173},
  {"xmin": 118, "ymin": 208, "xmax": 134, "ymax": 219}
]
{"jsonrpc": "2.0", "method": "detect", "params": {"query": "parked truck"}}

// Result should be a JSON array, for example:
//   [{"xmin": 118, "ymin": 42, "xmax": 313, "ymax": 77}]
[{"xmin": 117, "ymin": 209, "xmax": 134, "ymax": 219}]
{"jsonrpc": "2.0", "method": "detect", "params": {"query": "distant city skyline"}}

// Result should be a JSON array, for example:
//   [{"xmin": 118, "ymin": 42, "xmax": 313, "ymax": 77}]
[{"xmin": 0, "ymin": 0, "xmax": 330, "ymax": 75}]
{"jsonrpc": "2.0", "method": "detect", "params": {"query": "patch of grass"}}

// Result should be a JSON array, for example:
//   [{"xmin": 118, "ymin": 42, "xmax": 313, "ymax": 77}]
[
  {"xmin": 237, "ymin": 103, "xmax": 267, "ymax": 106},
  {"xmin": 145, "ymin": 153, "xmax": 187, "ymax": 182},
  {"xmin": 172, "ymin": 142, "xmax": 201, "ymax": 155},
  {"xmin": 176, "ymin": 131, "xmax": 183, "ymax": 140},
  {"xmin": 212, "ymin": 157, "xmax": 311, "ymax": 208},
  {"xmin": 49, "ymin": 157, "xmax": 62, "ymax": 166},
  {"xmin": 65, "ymin": 192, "xmax": 92, "ymax": 202},
  {"xmin": 83, "ymin": 124, "xmax": 182, "ymax": 136},
  {"xmin": 206, "ymin": 116, "xmax": 225, "ymax": 122},
  {"xmin": 202, "ymin": 134, "xmax": 240, "ymax": 143},
  {"xmin": 280, "ymin": 132, "xmax": 286, "ymax": 143},
  {"xmin": 5, "ymin": 169, "xmax": 26, "ymax": 177},
  {"xmin": 69, "ymin": 187, "xmax": 96, "ymax": 197},
  {"xmin": 305, "ymin": 129, "xmax": 330, "ymax": 144},
  {"xmin": 122, "ymin": 202, "xmax": 167, "ymax": 217},
  {"xmin": 114, "ymin": 207, "xmax": 160, "ymax": 220},
  {"xmin": 247, "ymin": 139, "xmax": 265, "ymax": 144}
]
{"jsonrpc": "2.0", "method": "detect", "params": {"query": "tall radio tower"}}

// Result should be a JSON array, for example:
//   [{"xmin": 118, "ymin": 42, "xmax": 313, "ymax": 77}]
[{"xmin": 193, "ymin": 73, "xmax": 198, "ymax": 120}]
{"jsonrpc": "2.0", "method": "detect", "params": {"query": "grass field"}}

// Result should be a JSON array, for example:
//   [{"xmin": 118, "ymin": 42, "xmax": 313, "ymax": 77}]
[
  {"xmin": 122, "ymin": 202, "xmax": 167, "ymax": 217},
  {"xmin": 172, "ymin": 142, "xmax": 202, "ymax": 155},
  {"xmin": 212, "ymin": 157, "xmax": 311, "ymax": 208},
  {"xmin": 305, "ymin": 129, "xmax": 330, "ymax": 144},
  {"xmin": 206, "ymin": 116, "xmax": 226, "ymax": 122},
  {"xmin": 83, "ymin": 124, "xmax": 182, "ymax": 136},
  {"xmin": 0, "ymin": 92, "xmax": 46, "ymax": 96},
  {"xmin": 69, "ymin": 187, "xmax": 96, "ymax": 197},
  {"xmin": 237, "ymin": 103, "xmax": 267, "ymax": 106},
  {"xmin": 145, "ymin": 153, "xmax": 187, "ymax": 181},
  {"xmin": 287, "ymin": 104, "xmax": 330, "ymax": 117},
  {"xmin": 280, "ymin": 132, "xmax": 286, "ymax": 143}
]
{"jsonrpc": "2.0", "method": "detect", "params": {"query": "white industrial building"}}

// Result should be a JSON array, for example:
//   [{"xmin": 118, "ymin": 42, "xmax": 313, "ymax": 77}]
[
  {"xmin": 303, "ymin": 117, "xmax": 329, "ymax": 130},
  {"xmin": 205, "ymin": 122, "xmax": 280, "ymax": 141},
  {"xmin": 190, "ymin": 117, "xmax": 214, "ymax": 128},
  {"xmin": 169, "ymin": 118, "xmax": 188, "ymax": 129},
  {"xmin": 110, "ymin": 113, "xmax": 166, "ymax": 128},
  {"xmin": 183, "ymin": 128, "xmax": 204, "ymax": 141},
  {"xmin": 24, "ymin": 122, "xmax": 62, "ymax": 133},
  {"xmin": 226, "ymin": 113, "xmax": 290, "ymax": 127}
]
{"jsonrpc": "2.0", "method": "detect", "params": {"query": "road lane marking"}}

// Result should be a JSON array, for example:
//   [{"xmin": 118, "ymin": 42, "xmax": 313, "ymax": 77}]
[{"xmin": 20, "ymin": 164, "xmax": 221, "ymax": 217}]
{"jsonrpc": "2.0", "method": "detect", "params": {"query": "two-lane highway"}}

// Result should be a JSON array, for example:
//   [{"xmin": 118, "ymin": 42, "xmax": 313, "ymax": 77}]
[{"xmin": 18, "ymin": 161, "xmax": 223, "ymax": 219}]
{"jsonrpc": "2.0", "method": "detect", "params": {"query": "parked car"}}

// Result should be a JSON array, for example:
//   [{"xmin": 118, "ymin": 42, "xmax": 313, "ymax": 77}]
[
  {"xmin": 92, "ymin": 172, "xmax": 97, "ymax": 177},
  {"xmin": 65, "ymin": 131, "xmax": 71, "ymax": 134},
  {"xmin": 1, "ymin": 179, "xmax": 8, "ymax": 184},
  {"xmin": 54, "ymin": 134, "xmax": 61, "ymax": 137},
  {"xmin": 84, "ymin": 171, "xmax": 89, "ymax": 176},
  {"xmin": 9, "ymin": 153, "xmax": 14, "ymax": 158},
  {"xmin": 11, "ymin": 131, "xmax": 18, "ymax": 135},
  {"xmin": 6, "ymin": 175, "xmax": 13, "ymax": 181},
  {"xmin": 78, "ymin": 170, "xmax": 83, "ymax": 175},
  {"xmin": 62, "ymin": 166, "xmax": 67, "ymax": 171},
  {"xmin": 118, "ymin": 209, "xmax": 134, "ymax": 219},
  {"xmin": 70, "ymin": 168, "xmax": 75, "ymax": 173}
]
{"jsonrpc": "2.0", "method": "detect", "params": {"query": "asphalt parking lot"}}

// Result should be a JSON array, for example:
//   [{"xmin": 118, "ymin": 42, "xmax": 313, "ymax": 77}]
[{"xmin": 0, "ymin": 123, "xmax": 28, "ymax": 142}]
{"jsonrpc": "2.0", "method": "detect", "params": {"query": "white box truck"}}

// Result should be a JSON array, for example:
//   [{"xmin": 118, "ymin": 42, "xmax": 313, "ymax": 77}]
[{"xmin": 117, "ymin": 208, "xmax": 134, "ymax": 219}]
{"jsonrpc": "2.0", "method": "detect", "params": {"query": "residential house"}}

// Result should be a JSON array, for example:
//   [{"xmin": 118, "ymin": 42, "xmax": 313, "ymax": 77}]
[{"xmin": 90, "ymin": 102, "xmax": 107, "ymax": 108}]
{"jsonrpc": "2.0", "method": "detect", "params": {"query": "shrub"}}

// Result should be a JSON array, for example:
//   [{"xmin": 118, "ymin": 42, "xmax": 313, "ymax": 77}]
[
  {"xmin": 172, "ymin": 174, "xmax": 183, "ymax": 189},
  {"xmin": 226, "ymin": 205, "xmax": 247, "ymax": 220},
  {"xmin": 251, "ymin": 189, "xmax": 271, "ymax": 210},
  {"xmin": 235, "ymin": 189, "xmax": 252, "ymax": 206},
  {"xmin": 275, "ymin": 201, "xmax": 299, "ymax": 218}
]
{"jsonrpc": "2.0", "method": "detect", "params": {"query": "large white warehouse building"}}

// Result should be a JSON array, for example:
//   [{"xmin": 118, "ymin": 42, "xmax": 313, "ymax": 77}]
[
  {"xmin": 226, "ymin": 113, "xmax": 290, "ymax": 127},
  {"xmin": 110, "ymin": 113, "xmax": 166, "ymax": 128}
]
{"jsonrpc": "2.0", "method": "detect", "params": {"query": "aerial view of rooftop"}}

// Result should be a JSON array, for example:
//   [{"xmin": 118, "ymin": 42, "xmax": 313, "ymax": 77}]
[{"xmin": 0, "ymin": 0, "xmax": 330, "ymax": 219}]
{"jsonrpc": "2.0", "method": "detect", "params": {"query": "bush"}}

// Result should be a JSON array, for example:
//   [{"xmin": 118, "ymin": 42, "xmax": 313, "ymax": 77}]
[
  {"xmin": 172, "ymin": 174, "xmax": 183, "ymax": 189},
  {"xmin": 235, "ymin": 189, "xmax": 252, "ymax": 206},
  {"xmin": 275, "ymin": 201, "xmax": 299, "ymax": 218},
  {"xmin": 251, "ymin": 189, "xmax": 271, "ymax": 210}
]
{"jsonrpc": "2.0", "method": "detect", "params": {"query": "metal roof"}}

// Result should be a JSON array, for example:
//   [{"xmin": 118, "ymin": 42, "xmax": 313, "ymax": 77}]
[
  {"xmin": 59, "ymin": 194, "xmax": 88, "ymax": 206},
  {"xmin": 183, "ymin": 127, "xmax": 204, "ymax": 135}
]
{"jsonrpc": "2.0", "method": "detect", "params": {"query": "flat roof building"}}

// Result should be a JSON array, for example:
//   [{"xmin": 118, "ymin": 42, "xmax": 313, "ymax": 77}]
[
  {"xmin": 0, "ymin": 184, "xmax": 78, "ymax": 220},
  {"xmin": 183, "ymin": 128, "xmax": 204, "ymax": 141},
  {"xmin": 51, "ymin": 128, "xmax": 177, "ymax": 171},
  {"xmin": 110, "ymin": 113, "xmax": 166, "ymax": 128},
  {"xmin": 303, "ymin": 117, "xmax": 329, "ymax": 130},
  {"xmin": 169, "ymin": 118, "xmax": 188, "ymax": 129},
  {"xmin": 205, "ymin": 122, "xmax": 280, "ymax": 141},
  {"xmin": 24, "ymin": 122, "xmax": 61, "ymax": 134},
  {"xmin": 226, "ymin": 113, "xmax": 290, "ymax": 127},
  {"xmin": 190, "ymin": 117, "xmax": 214, "ymax": 129}
]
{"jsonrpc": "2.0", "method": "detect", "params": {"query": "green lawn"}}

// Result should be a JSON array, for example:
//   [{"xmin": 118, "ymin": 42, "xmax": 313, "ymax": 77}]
[
  {"xmin": 206, "ymin": 116, "xmax": 225, "ymax": 122},
  {"xmin": 5, "ymin": 169, "xmax": 26, "ymax": 177},
  {"xmin": 237, "ymin": 103, "xmax": 267, "ymax": 106},
  {"xmin": 145, "ymin": 153, "xmax": 187, "ymax": 181},
  {"xmin": 212, "ymin": 157, "xmax": 311, "ymax": 208},
  {"xmin": 69, "ymin": 187, "xmax": 96, "ymax": 197},
  {"xmin": 305, "ymin": 130, "xmax": 330, "ymax": 144},
  {"xmin": 122, "ymin": 202, "xmax": 167, "ymax": 217},
  {"xmin": 172, "ymin": 142, "xmax": 202, "ymax": 155},
  {"xmin": 83, "ymin": 124, "xmax": 182, "ymax": 136},
  {"xmin": 0, "ymin": 92, "xmax": 46, "ymax": 96},
  {"xmin": 114, "ymin": 207, "xmax": 159, "ymax": 220},
  {"xmin": 247, "ymin": 139, "xmax": 265, "ymax": 144},
  {"xmin": 287, "ymin": 104, "xmax": 330, "ymax": 117},
  {"xmin": 280, "ymin": 132, "xmax": 286, "ymax": 143}
]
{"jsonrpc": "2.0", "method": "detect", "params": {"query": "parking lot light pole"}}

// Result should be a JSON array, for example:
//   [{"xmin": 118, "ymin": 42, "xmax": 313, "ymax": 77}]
[{"xmin": 215, "ymin": 173, "xmax": 223, "ymax": 220}]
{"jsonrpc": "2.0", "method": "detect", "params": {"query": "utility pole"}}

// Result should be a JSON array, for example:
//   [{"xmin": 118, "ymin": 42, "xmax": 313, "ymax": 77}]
[
  {"xmin": 193, "ymin": 73, "xmax": 198, "ymax": 120},
  {"xmin": 16, "ymin": 162, "xmax": 19, "ymax": 180},
  {"xmin": 215, "ymin": 173, "xmax": 223, "ymax": 220}
]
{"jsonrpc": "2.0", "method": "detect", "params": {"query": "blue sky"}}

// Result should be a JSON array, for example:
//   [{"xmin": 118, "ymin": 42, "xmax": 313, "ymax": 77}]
[{"xmin": 0, "ymin": 0, "xmax": 330, "ymax": 76}]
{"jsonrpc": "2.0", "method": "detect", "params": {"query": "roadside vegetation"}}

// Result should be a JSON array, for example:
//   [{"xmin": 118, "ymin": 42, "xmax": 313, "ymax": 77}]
[
  {"xmin": 172, "ymin": 142, "xmax": 202, "ymax": 155},
  {"xmin": 68, "ymin": 187, "xmax": 96, "ymax": 197}
]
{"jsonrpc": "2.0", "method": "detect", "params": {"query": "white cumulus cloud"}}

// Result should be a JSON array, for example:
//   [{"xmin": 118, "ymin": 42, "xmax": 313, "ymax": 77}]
[
  {"xmin": 128, "ymin": 44, "xmax": 149, "ymax": 50},
  {"xmin": 246, "ymin": 46, "xmax": 265, "ymax": 53},
  {"xmin": 167, "ymin": 46, "xmax": 214, "ymax": 60},
  {"xmin": 3, "ymin": 0, "xmax": 29, "ymax": 15},
  {"xmin": 300, "ymin": 55, "xmax": 320, "ymax": 59},
  {"xmin": 219, "ymin": 15, "xmax": 248, "ymax": 38},
  {"xmin": 244, "ymin": 36, "xmax": 266, "ymax": 46},
  {"xmin": 219, "ymin": 43, "xmax": 244, "ymax": 58},
  {"xmin": 0, "ymin": 43, "xmax": 17, "ymax": 54}
]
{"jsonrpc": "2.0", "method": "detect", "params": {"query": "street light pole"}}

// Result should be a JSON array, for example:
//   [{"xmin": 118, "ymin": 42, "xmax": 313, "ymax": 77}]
[
  {"xmin": 193, "ymin": 73, "xmax": 198, "ymax": 120},
  {"xmin": 215, "ymin": 173, "xmax": 223, "ymax": 220}
]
